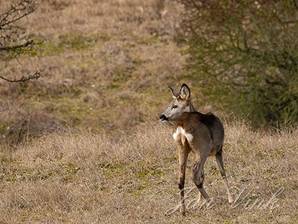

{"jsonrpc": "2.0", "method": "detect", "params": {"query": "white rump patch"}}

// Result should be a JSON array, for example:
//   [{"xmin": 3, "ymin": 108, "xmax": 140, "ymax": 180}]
[{"xmin": 173, "ymin": 127, "xmax": 193, "ymax": 143}]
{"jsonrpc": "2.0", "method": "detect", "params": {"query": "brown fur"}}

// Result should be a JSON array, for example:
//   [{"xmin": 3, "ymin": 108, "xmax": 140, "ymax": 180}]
[{"xmin": 160, "ymin": 84, "xmax": 233, "ymax": 216}]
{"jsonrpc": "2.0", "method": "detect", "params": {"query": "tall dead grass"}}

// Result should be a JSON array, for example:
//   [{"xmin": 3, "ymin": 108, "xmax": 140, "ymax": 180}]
[{"xmin": 0, "ymin": 121, "xmax": 297, "ymax": 223}]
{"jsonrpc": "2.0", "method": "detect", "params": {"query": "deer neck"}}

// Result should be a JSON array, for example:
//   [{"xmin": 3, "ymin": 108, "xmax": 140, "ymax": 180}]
[{"xmin": 188, "ymin": 102, "xmax": 196, "ymax": 112}]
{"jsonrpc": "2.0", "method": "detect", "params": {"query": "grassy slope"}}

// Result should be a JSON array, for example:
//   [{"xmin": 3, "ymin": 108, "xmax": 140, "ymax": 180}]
[
  {"xmin": 0, "ymin": 0, "xmax": 297, "ymax": 223},
  {"xmin": 0, "ymin": 0, "xmax": 187, "ymax": 138}
]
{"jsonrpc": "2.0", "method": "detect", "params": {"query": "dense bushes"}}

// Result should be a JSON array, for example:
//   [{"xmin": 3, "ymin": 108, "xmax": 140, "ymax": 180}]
[{"xmin": 180, "ymin": 0, "xmax": 298, "ymax": 128}]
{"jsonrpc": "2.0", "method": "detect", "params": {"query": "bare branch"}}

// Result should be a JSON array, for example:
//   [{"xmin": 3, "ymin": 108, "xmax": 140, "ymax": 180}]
[
  {"xmin": 0, "ymin": 0, "xmax": 36, "ymax": 50},
  {"xmin": 0, "ymin": 0, "xmax": 35, "ymax": 29},
  {"xmin": 0, "ymin": 71, "xmax": 40, "ymax": 83},
  {"xmin": 0, "ymin": 1, "xmax": 39, "ymax": 84},
  {"xmin": 0, "ymin": 40, "xmax": 33, "ymax": 52}
]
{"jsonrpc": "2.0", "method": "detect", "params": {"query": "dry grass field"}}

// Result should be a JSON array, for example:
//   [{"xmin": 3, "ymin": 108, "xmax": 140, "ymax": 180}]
[
  {"xmin": 0, "ymin": 0, "xmax": 297, "ymax": 223},
  {"xmin": 0, "ymin": 123, "xmax": 297, "ymax": 223}
]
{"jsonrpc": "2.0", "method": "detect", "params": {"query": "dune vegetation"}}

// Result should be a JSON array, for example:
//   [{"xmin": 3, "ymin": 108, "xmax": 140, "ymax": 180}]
[{"xmin": 0, "ymin": 0, "xmax": 297, "ymax": 223}]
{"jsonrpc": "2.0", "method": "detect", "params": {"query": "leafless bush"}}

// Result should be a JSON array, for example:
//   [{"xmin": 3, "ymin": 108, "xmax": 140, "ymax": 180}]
[
  {"xmin": 0, "ymin": 0, "xmax": 35, "ymax": 49},
  {"xmin": 0, "ymin": 0, "xmax": 40, "ymax": 82}
]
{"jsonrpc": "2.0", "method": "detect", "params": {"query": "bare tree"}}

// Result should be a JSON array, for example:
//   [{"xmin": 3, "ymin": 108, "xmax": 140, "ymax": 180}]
[{"xmin": 0, "ymin": 0, "xmax": 40, "ymax": 82}]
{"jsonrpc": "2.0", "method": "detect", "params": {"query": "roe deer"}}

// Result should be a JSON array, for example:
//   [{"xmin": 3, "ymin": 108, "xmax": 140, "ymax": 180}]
[{"xmin": 159, "ymin": 83, "xmax": 233, "ymax": 216}]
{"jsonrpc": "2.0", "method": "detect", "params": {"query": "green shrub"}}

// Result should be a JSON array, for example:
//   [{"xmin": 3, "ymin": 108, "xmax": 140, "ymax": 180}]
[{"xmin": 180, "ymin": 0, "xmax": 298, "ymax": 128}]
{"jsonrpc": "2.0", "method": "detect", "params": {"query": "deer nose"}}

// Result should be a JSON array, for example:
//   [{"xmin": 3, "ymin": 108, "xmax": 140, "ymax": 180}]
[{"xmin": 159, "ymin": 114, "xmax": 168, "ymax": 121}]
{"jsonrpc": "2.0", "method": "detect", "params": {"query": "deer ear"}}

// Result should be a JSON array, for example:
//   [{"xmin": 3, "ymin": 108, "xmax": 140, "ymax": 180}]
[
  {"xmin": 179, "ymin": 83, "xmax": 191, "ymax": 100},
  {"xmin": 168, "ymin": 86, "xmax": 178, "ymax": 98}
]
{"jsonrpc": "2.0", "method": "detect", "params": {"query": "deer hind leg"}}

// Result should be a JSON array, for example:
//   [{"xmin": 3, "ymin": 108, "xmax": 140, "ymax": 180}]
[
  {"xmin": 215, "ymin": 147, "xmax": 233, "ymax": 203},
  {"xmin": 178, "ymin": 142, "xmax": 190, "ymax": 216},
  {"xmin": 192, "ymin": 155, "xmax": 209, "ymax": 200}
]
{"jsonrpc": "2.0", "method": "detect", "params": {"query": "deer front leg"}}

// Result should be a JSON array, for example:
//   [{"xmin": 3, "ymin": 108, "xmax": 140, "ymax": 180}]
[{"xmin": 177, "ymin": 142, "xmax": 190, "ymax": 216}]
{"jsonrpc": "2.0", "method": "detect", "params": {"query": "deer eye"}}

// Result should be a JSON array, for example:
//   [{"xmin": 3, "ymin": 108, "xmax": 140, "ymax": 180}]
[{"xmin": 172, "ymin": 105, "xmax": 178, "ymax": 109}]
